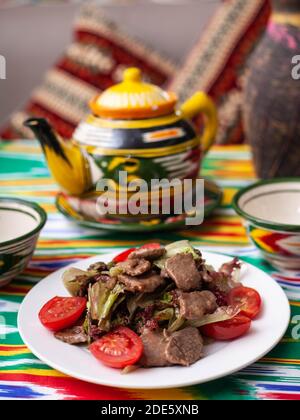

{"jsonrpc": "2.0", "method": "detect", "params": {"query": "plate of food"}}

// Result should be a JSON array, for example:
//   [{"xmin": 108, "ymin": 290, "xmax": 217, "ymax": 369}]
[{"xmin": 18, "ymin": 241, "xmax": 290, "ymax": 389}]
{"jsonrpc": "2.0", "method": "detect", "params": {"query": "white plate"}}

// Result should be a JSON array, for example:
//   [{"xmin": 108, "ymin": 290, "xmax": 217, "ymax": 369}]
[{"xmin": 18, "ymin": 251, "xmax": 291, "ymax": 389}]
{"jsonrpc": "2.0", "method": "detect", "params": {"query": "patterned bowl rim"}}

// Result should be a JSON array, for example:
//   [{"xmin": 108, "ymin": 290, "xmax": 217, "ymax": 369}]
[
  {"xmin": 0, "ymin": 197, "xmax": 47, "ymax": 248},
  {"xmin": 233, "ymin": 177, "xmax": 300, "ymax": 233}
]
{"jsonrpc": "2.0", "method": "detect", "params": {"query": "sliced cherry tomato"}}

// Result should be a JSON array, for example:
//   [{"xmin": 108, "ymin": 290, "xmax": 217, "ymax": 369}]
[
  {"xmin": 228, "ymin": 287, "xmax": 262, "ymax": 319},
  {"xmin": 90, "ymin": 326, "xmax": 143, "ymax": 369},
  {"xmin": 201, "ymin": 315, "xmax": 252, "ymax": 341},
  {"xmin": 113, "ymin": 248, "xmax": 136, "ymax": 263},
  {"xmin": 140, "ymin": 243, "xmax": 161, "ymax": 250},
  {"xmin": 39, "ymin": 296, "xmax": 87, "ymax": 332}
]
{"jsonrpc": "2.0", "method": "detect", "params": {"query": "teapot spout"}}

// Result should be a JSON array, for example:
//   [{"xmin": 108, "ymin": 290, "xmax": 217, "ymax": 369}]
[
  {"xmin": 24, "ymin": 118, "xmax": 70, "ymax": 163},
  {"xmin": 24, "ymin": 118, "xmax": 92, "ymax": 196}
]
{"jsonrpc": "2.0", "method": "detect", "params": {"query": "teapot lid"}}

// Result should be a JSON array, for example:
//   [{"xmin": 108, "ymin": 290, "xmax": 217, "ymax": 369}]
[{"xmin": 89, "ymin": 67, "xmax": 177, "ymax": 119}]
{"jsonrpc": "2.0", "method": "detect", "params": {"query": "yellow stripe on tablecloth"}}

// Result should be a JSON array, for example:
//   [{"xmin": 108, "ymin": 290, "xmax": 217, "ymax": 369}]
[
  {"xmin": 0, "ymin": 349, "xmax": 33, "ymax": 356},
  {"xmin": 5, "ymin": 191, "xmax": 57, "ymax": 197},
  {"xmin": 0, "ymin": 368, "xmax": 67, "ymax": 377},
  {"xmin": 0, "ymin": 144, "xmax": 42, "ymax": 154},
  {"xmin": 204, "ymin": 215, "xmax": 245, "ymax": 224},
  {"xmin": 40, "ymin": 204, "xmax": 57, "ymax": 213},
  {"xmin": 182, "ymin": 233, "xmax": 250, "ymax": 244},
  {"xmin": 37, "ymin": 240, "xmax": 141, "ymax": 248},
  {"xmin": 223, "ymin": 188, "xmax": 240, "ymax": 206},
  {"xmin": 129, "ymin": 388, "xmax": 205, "ymax": 401},
  {"xmin": 0, "ymin": 179, "xmax": 54, "ymax": 187},
  {"xmin": 261, "ymin": 358, "xmax": 300, "ymax": 365},
  {"xmin": 205, "ymin": 169, "xmax": 255, "ymax": 180},
  {"xmin": 211, "ymin": 145, "xmax": 251, "ymax": 153}
]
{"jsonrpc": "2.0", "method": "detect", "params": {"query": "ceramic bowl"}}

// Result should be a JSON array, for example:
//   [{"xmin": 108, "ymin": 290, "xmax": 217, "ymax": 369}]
[
  {"xmin": 0, "ymin": 198, "xmax": 47, "ymax": 287},
  {"xmin": 233, "ymin": 179, "xmax": 300, "ymax": 270}
]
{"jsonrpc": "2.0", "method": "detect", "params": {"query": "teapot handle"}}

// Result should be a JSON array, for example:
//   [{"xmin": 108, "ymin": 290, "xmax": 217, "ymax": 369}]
[{"xmin": 180, "ymin": 92, "xmax": 218, "ymax": 153}]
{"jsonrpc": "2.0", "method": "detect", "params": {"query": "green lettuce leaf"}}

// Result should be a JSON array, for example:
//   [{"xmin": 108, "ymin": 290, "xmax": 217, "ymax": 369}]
[
  {"xmin": 154, "ymin": 308, "xmax": 174, "ymax": 322},
  {"xmin": 89, "ymin": 282, "xmax": 125, "ymax": 331},
  {"xmin": 188, "ymin": 305, "xmax": 241, "ymax": 328},
  {"xmin": 62, "ymin": 267, "xmax": 94, "ymax": 296}
]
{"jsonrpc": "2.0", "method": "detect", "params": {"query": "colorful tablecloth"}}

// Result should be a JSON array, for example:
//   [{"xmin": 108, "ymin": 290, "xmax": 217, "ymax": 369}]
[{"xmin": 0, "ymin": 140, "xmax": 298, "ymax": 400}]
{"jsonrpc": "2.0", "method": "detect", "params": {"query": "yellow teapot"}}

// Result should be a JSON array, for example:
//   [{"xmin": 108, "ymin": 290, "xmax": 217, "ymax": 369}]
[{"xmin": 25, "ymin": 67, "xmax": 217, "ymax": 198}]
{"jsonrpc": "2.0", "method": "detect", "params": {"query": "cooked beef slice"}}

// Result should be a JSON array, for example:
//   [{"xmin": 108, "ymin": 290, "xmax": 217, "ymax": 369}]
[
  {"xmin": 140, "ymin": 329, "xmax": 171, "ymax": 367},
  {"xmin": 129, "ymin": 247, "xmax": 166, "ymax": 261},
  {"xmin": 88, "ymin": 262, "xmax": 107, "ymax": 273},
  {"xmin": 95, "ymin": 274, "xmax": 117, "ymax": 290},
  {"xmin": 178, "ymin": 291, "xmax": 217, "ymax": 320},
  {"xmin": 199, "ymin": 291, "xmax": 218, "ymax": 314},
  {"xmin": 178, "ymin": 292, "xmax": 205, "ymax": 320},
  {"xmin": 118, "ymin": 271, "xmax": 165, "ymax": 293},
  {"xmin": 55, "ymin": 326, "xmax": 88, "ymax": 345},
  {"xmin": 165, "ymin": 327, "xmax": 203, "ymax": 366},
  {"xmin": 118, "ymin": 258, "xmax": 151, "ymax": 276},
  {"xmin": 141, "ymin": 327, "xmax": 204, "ymax": 367},
  {"xmin": 165, "ymin": 253, "xmax": 201, "ymax": 291}
]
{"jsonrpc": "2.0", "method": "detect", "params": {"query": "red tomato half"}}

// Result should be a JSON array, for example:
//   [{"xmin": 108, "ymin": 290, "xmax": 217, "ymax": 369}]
[
  {"xmin": 140, "ymin": 243, "xmax": 161, "ymax": 250},
  {"xmin": 90, "ymin": 327, "xmax": 143, "ymax": 369},
  {"xmin": 201, "ymin": 316, "xmax": 252, "ymax": 341},
  {"xmin": 113, "ymin": 248, "xmax": 136, "ymax": 263},
  {"xmin": 228, "ymin": 287, "xmax": 262, "ymax": 319},
  {"xmin": 39, "ymin": 296, "xmax": 87, "ymax": 332}
]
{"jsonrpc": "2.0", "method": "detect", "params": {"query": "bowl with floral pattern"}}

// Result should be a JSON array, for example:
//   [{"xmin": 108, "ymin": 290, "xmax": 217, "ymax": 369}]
[
  {"xmin": 0, "ymin": 198, "xmax": 47, "ymax": 287},
  {"xmin": 233, "ymin": 179, "xmax": 300, "ymax": 271}
]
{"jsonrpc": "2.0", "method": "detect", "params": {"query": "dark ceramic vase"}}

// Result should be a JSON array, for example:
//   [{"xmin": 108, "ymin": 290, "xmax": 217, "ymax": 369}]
[{"xmin": 243, "ymin": 0, "xmax": 300, "ymax": 178}]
